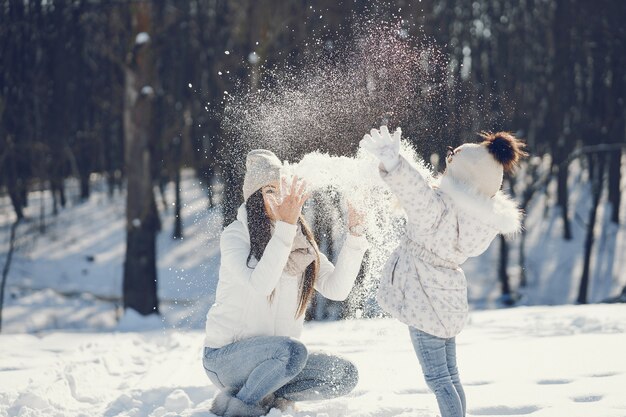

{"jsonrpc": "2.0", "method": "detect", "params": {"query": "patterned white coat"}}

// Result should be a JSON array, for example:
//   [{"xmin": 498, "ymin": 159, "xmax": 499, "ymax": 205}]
[{"xmin": 376, "ymin": 156, "xmax": 522, "ymax": 338}]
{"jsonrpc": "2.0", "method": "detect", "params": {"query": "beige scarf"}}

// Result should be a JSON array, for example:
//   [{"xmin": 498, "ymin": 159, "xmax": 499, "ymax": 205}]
[{"xmin": 272, "ymin": 222, "xmax": 317, "ymax": 276}]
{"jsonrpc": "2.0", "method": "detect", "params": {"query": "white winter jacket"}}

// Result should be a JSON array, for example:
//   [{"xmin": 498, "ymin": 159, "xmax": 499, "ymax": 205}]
[
  {"xmin": 376, "ymin": 156, "xmax": 522, "ymax": 338},
  {"xmin": 204, "ymin": 204, "xmax": 368, "ymax": 348}
]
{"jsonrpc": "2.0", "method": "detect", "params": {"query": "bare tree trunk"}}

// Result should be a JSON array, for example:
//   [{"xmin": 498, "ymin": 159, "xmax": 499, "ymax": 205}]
[
  {"xmin": 122, "ymin": 3, "xmax": 159, "ymax": 316},
  {"xmin": 518, "ymin": 172, "xmax": 542, "ymax": 288},
  {"xmin": 52, "ymin": 185, "xmax": 59, "ymax": 215},
  {"xmin": 519, "ymin": 228, "xmax": 528, "ymax": 288},
  {"xmin": 38, "ymin": 188, "xmax": 46, "ymax": 234},
  {"xmin": 173, "ymin": 169, "xmax": 182, "ymax": 239},
  {"xmin": 172, "ymin": 136, "xmax": 183, "ymax": 240},
  {"xmin": 498, "ymin": 235, "xmax": 515, "ymax": 305},
  {"xmin": 517, "ymin": 164, "xmax": 551, "ymax": 288},
  {"xmin": 107, "ymin": 172, "xmax": 117, "ymax": 199},
  {"xmin": 204, "ymin": 164, "xmax": 216, "ymax": 210},
  {"xmin": 608, "ymin": 151, "xmax": 622, "ymax": 224},
  {"xmin": 8, "ymin": 186, "xmax": 25, "ymax": 220},
  {"xmin": 553, "ymin": 0, "xmax": 574, "ymax": 241},
  {"xmin": 51, "ymin": 176, "xmax": 66, "ymax": 215},
  {"xmin": 607, "ymin": 22, "xmax": 624, "ymax": 225},
  {"xmin": 79, "ymin": 172, "xmax": 90, "ymax": 201},
  {"xmin": 0, "ymin": 218, "xmax": 21, "ymax": 333},
  {"xmin": 7, "ymin": 143, "xmax": 26, "ymax": 220},
  {"xmin": 172, "ymin": 106, "xmax": 191, "ymax": 240},
  {"xmin": 557, "ymin": 160, "xmax": 573, "ymax": 240},
  {"xmin": 577, "ymin": 153, "xmax": 604, "ymax": 304}
]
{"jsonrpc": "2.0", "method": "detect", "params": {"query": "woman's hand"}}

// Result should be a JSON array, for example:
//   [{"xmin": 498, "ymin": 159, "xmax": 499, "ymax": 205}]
[
  {"xmin": 347, "ymin": 201, "xmax": 365, "ymax": 236},
  {"xmin": 266, "ymin": 177, "xmax": 310, "ymax": 225}
]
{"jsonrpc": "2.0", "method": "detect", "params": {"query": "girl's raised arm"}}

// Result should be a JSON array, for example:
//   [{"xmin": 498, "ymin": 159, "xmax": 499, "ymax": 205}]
[{"xmin": 360, "ymin": 126, "xmax": 445, "ymax": 230}]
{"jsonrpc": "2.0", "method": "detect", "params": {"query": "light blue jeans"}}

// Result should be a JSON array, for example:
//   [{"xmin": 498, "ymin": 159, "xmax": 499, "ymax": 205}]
[
  {"xmin": 409, "ymin": 327, "xmax": 466, "ymax": 417},
  {"xmin": 202, "ymin": 336, "xmax": 358, "ymax": 406}
]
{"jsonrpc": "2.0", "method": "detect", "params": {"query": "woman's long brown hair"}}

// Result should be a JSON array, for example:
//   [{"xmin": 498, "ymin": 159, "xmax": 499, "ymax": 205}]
[{"xmin": 245, "ymin": 189, "xmax": 320, "ymax": 318}]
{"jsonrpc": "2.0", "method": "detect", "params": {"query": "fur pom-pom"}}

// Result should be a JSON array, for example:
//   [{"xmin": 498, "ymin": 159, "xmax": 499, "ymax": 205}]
[{"xmin": 480, "ymin": 131, "xmax": 528, "ymax": 173}]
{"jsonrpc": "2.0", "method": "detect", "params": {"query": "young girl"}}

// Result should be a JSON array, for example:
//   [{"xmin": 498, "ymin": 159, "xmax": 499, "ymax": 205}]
[
  {"xmin": 203, "ymin": 149, "xmax": 368, "ymax": 417},
  {"xmin": 360, "ymin": 126, "xmax": 526, "ymax": 417}
]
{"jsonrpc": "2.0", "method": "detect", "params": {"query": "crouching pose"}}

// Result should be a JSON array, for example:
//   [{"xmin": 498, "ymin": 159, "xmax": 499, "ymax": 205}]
[
  {"xmin": 361, "ymin": 126, "xmax": 526, "ymax": 417},
  {"xmin": 203, "ymin": 150, "xmax": 368, "ymax": 417}
]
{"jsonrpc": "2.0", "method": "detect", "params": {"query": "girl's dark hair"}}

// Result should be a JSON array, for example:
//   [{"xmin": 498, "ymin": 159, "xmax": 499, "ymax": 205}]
[
  {"xmin": 245, "ymin": 189, "xmax": 320, "ymax": 318},
  {"xmin": 479, "ymin": 131, "xmax": 528, "ymax": 173}
]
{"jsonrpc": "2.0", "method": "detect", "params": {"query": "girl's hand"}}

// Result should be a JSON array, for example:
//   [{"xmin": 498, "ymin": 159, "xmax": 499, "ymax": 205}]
[
  {"xmin": 266, "ymin": 177, "xmax": 310, "ymax": 225},
  {"xmin": 347, "ymin": 201, "xmax": 365, "ymax": 236},
  {"xmin": 359, "ymin": 125, "xmax": 402, "ymax": 172}
]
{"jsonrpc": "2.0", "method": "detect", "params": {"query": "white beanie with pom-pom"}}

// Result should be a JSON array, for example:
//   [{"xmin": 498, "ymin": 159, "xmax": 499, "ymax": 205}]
[{"xmin": 445, "ymin": 132, "xmax": 526, "ymax": 197}]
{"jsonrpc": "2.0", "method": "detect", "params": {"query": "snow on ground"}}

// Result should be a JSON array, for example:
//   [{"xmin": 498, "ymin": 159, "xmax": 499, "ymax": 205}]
[
  {"xmin": 1, "ymin": 304, "xmax": 625, "ymax": 417},
  {"xmin": 0, "ymin": 171, "xmax": 222, "ymax": 333},
  {"xmin": 1, "ymin": 163, "xmax": 625, "ymax": 416},
  {"xmin": 0, "ymin": 172, "xmax": 223, "ymax": 303}
]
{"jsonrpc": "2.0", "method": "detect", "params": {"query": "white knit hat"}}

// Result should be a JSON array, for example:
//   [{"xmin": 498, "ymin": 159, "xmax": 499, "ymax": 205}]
[
  {"xmin": 445, "ymin": 132, "xmax": 526, "ymax": 197},
  {"xmin": 445, "ymin": 143, "xmax": 503, "ymax": 197},
  {"xmin": 242, "ymin": 149, "xmax": 283, "ymax": 201}
]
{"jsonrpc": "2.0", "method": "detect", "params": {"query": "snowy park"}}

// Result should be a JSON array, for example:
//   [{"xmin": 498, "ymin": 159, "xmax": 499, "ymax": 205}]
[
  {"xmin": 1, "ymin": 171, "xmax": 625, "ymax": 417},
  {"xmin": 2, "ymin": 1, "xmax": 626, "ymax": 417},
  {"xmin": 2, "ymin": 305, "xmax": 626, "ymax": 417}
]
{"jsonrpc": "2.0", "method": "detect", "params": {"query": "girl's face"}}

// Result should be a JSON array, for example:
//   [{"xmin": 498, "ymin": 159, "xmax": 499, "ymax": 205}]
[{"xmin": 261, "ymin": 181, "xmax": 280, "ymax": 221}]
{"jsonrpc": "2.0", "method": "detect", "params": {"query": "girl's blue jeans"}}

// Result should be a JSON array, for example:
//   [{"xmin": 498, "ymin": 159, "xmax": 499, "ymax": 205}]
[
  {"xmin": 202, "ymin": 336, "xmax": 358, "ymax": 406},
  {"xmin": 409, "ymin": 327, "xmax": 467, "ymax": 417}
]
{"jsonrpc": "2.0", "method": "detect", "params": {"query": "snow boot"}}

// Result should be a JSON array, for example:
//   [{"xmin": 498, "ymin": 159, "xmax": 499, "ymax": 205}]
[
  {"xmin": 261, "ymin": 393, "xmax": 297, "ymax": 412},
  {"xmin": 270, "ymin": 397, "xmax": 297, "ymax": 412},
  {"xmin": 223, "ymin": 396, "xmax": 267, "ymax": 417},
  {"xmin": 209, "ymin": 389, "xmax": 267, "ymax": 417},
  {"xmin": 209, "ymin": 390, "xmax": 233, "ymax": 416}
]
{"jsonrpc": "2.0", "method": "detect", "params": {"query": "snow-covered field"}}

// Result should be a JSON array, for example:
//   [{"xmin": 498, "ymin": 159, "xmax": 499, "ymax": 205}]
[
  {"xmin": 1, "ymin": 305, "xmax": 626, "ymax": 417},
  {"xmin": 1, "ymin": 165, "xmax": 625, "ymax": 417},
  {"xmin": 0, "ymin": 173, "xmax": 223, "ymax": 333}
]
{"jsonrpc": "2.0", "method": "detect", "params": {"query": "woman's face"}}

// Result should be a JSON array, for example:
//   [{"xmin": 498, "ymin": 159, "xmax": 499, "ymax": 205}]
[
  {"xmin": 446, "ymin": 146, "xmax": 461, "ymax": 165},
  {"xmin": 445, "ymin": 146, "xmax": 462, "ymax": 168},
  {"xmin": 261, "ymin": 181, "xmax": 280, "ymax": 221}
]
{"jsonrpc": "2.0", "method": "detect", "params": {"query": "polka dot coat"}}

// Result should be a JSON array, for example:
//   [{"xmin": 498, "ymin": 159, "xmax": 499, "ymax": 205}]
[{"xmin": 376, "ymin": 156, "xmax": 522, "ymax": 338}]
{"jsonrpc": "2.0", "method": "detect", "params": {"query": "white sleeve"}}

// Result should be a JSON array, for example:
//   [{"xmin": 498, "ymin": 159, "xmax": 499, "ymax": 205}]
[
  {"xmin": 220, "ymin": 221, "xmax": 297, "ymax": 296},
  {"xmin": 380, "ymin": 155, "xmax": 446, "ymax": 232},
  {"xmin": 314, "ymin": 234, "xmax": 368, "ymax": 301}
]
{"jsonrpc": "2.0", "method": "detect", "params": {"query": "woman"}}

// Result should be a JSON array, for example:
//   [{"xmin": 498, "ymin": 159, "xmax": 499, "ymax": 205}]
[{"xmin": 203, "ymin": 149, "xmax": 368, "ymax": 417}]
